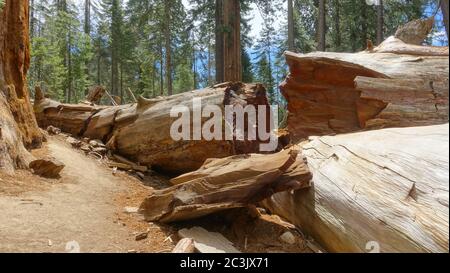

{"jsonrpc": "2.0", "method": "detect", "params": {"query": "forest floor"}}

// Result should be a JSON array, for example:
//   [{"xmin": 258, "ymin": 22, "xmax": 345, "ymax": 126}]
[{"xmin": 0, "ymin": 135, "xmax": 313, "ymax": 253}]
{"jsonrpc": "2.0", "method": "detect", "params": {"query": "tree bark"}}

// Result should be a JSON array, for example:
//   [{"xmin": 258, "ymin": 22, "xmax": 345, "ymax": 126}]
[
  {"xmin": 215, "ymin": 0, "xmax": 224, "ymax": 83},
  {"xmin": 84, "ymin": 0, "xmax": 90, "ymax": 35},
  {"xmin": 1, "ymin": 0, "xmax": 43, "ymax": 174},
  {"xmin": 84, "ymin": 0, "xmax": 91, "ymax": 95},
  {"xmin": 287, "ymin": 0, "xmax": 295, "ymax": 51},
  {"xmin": 164, "ymin": 0, "xmax": 173, "ymax": 96},
  {"xmin": 140, "ymin": 148, "xmax": 311, "ymax": 223},
  {"xmin": 29, "ymin": 0, "xmax": 35, "ymax": 40},
  {"xmin": 332, "ymin": 0, "xmax": 341, "ymax": 50},
  {"xmin": 282, "ymin": 37, "xmax": 448, "ymax": 141},
  {"xmin": 111, "ymin": 0, "xmax": 121, "ymax": 96},
  {"xmin": 34, "ymin": 83, "xmax": 273, "ymax": 174},
  {"xmin": 376, "ymin": 0, "xmax": 384, "ymax": 45},
  {"xmin": 215, "ymin": 0, "xmax": 241, "ymax": 83},
  {"xmin": 360, "ymin": 3, "xmax": 367, "ymax": 49},
  {"xmin": 263, "ymin": 124, "xmax": 449, "ymax": 253},
  {"xmin": 441, "ymin": 0, "xmax": 449, "ymax": 39},
  {"xmin": 317, "ymin": 0, "xmax": 326, "ymax": 51},
  {"xmin": 159, "ymin": 41, "xmax": 164, "ymax": 96}
]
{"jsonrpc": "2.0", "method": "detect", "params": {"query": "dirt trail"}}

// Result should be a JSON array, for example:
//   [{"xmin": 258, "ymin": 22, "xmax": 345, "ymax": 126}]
[
  {"xmin": 0, "ymin": 137, "xmax": 173, "ymax": 253},
  {"xmin": 0, "ymin": 135, "xmax": 313, "ymax": 253}
]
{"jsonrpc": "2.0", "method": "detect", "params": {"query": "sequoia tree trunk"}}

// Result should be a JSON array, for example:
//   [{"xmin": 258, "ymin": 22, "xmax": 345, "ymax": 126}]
[
  {"xmin": 0, "ymin": 0, "xmax": 43, "ymax": 174},
  {"xmin": 34, "ymin": 83, "xmax": 274, "ymax": 174},
  {"xmin": 215, "ymin": 0, "xmax": 242, "ymax": 83},
  {"xmin": 282, "ymin": 37, "xmax": 448, "ymax": 141},
  {"xmin": 263, "ymin": 124, "xmax": 449, "ymax": 253}
]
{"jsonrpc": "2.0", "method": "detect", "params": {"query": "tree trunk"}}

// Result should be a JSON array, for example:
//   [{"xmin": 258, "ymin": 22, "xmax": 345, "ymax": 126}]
[
  {"xmin": 281, "ymin": 37, "xmax": 448, "ymax": 141},
  {"xmin": 29, "ymin": 0, "xmax": 34, "ymax": 40},
  {"xmin": 441, "ymin": 0, "xmax": 449, "ymax": 39},
  {"xmin": 287, "ymin": 0, "xmax": 295, "ymax": 51},
  {"xmin": 360, "ymin": 3, "xmax": 367, "ymax": 49},
  {"xmin": 215, "ymin": 0, "xmax": 241, "ymax": 83},
  {"xmin": 97, "ymin": 51, "xmax": 101, "ymax": 85},
  {"xmin": 193, "ymin": 44, "xmax": 197, "ymax": 89},
  {"xmin": 84, "ymin": 0, "xmax": 90, "ymax": 35},
  {"xmin": 215, "ymin": 0, "xmax": 224, "ymax": 83},
  {"xmin": 67, "ymin": 32, "xmax": 72, "ymax": 103},
  {"xmin": 263, "ymin": 124, "xmax": 449, "ymax": 253},
  {"xmin": 376, "ymin": 0, "xmax": 384, "ymax": 45},
  {"xmin": 159, "ymin": 41, "xmax": 164, "ymax": 96},
  {"xmin": 111, "ymin": 0, "xmax": 121, "ymax": 96},
  {"xmin": 164, "ymin": 0, "xmax": 173, "ymax": 96},
  {"xmin": 332, "ymin": 0, "xmax": 341, "ymax": 50},
  {"xmin": 33, "ymin": 83, "xmax": 273, "ymax": 174},
  {"xmin": 0, "ymin": 0, "xmax": 43, "ymax": 174},
  {"xmin": 317, "ymin": 0, "xmax": 326, "ymax": 51},
  {"xmin": 84, "ymin": 0, "xmax": 90, "ymax": 95}
]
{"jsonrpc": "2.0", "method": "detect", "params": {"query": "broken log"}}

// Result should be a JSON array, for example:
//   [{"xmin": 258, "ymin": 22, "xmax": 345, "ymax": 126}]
[
  {"xmin": 262, "ymin": 124, "xmax": 449, "ymax": 253},
  {"xmin": 139, "ymin": 148, "xmax": 311, "ymax": 223},
  {"xmin": 34, "ymin": 83, "xmax": 273, "ymax": 173},
  {"xmin": 282, "ymin": 34, "xmax": 448, "ymax": 141},
  {"xmin": 84, "ymin": 86, "xmax": 106, "ymax": 105},
  {"xmin": 394, "ymin": 17, "xmax": 434, "ymax": 45}
]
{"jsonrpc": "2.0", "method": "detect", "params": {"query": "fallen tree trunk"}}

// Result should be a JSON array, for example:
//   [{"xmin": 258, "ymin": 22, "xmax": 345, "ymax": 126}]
[
  {"xmin": 282, "ymin": 39, "xmax": 448, "ymax": 141},
  {"xmin": 0, "ymin": 0, "xmax": 42, "ymax": 174},
  {"xmin": 139, "ymin": 148, "xmax": 311, "ymax": 223},
  {"xmin": 263, "ymin": 124, "xmax": 449, "ymax": 253},
  {"xmin": 34, "ymin": 83, "xmax": 273, "ymax": 173}
]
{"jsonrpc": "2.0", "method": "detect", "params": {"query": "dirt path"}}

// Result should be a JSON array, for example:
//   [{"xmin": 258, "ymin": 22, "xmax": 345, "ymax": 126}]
[
  {"xmin": 0, "ymin": 135, "xmax": 314, "ymax": 253},
  {"xmin": 0, "ymin": 137, "xmax": 174, "ymax": 253}
]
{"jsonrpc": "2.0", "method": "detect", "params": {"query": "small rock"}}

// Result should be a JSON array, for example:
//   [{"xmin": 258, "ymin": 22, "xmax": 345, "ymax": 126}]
[
  {"xmin": 48, "ymin": 239, "xmax": 53, "ymax": 246},
  {"xmin": 135, "ymin": 231, "xmax": 149, "ymax": 241},
  {"xmin": 279, "ymin": 231, "xmax": 296, "ymax": 245},
  {"xmin": 66, "ymin": 136, "xmax": 82, "ymax": 148},
  {"xmin": 29, "ymin": 158, "xmax": 65, "ymax": 178},
  {"xmin": 46, "ymin": 126, "xmax": 61, "ymax": 135},
  {"xmin": 123, "ymin": 206, "xmax": 139, "ymax": 214},
  {"xmin": 127, "ymin": 249, "xmax": 138, "ymax": 253}
]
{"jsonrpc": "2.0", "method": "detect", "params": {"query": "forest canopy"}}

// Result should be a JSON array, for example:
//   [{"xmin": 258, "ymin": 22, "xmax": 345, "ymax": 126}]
[{"xmin": 26, "ymin": 0, "xmax": 448, "ymax": 106}]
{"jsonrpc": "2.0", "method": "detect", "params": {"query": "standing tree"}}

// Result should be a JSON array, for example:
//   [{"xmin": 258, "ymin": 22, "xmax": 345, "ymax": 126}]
[
  {"xmin": 164, "ymin": 0, "xmax": 173, "ymax": 95},
  {"xmin": 331, "ymin": 0, "xmax": 341, "ymax": 50},
  {"xmin": 287, "ymin": 0, "xmax": 295, "ymax": 51},
  {"xmin": 1, "ymin": 0, "xmax": 43, "ymax": 174},
  {"xmin": 111, "ymin": 0, "xmax": 123, "ymax": 98},
  {"xmin": 317, "ymin": 0, "xmax": 326, "ymax": 51},
  {"xmin": 377, "ymin": 0, "xmax": 384, "ymax": 45},
  {"xmin": 441, "ymin": 0, "xmax": 449, "ymax": 39},
  {"xmin": 215, "ymin": 0, "xmax": 241, "ymax": 83}
]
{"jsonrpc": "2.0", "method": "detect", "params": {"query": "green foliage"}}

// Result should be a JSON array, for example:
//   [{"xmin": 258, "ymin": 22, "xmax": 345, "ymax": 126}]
[{"xmin": 26, "ymin": 0, "xmax": 446, "ymax": 105}]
